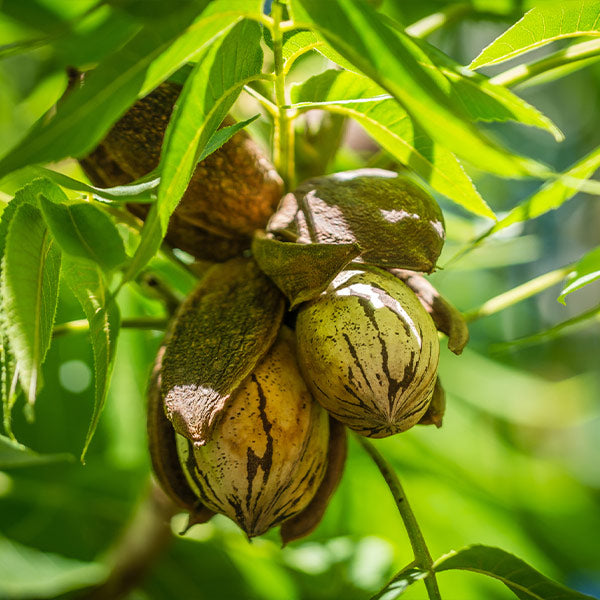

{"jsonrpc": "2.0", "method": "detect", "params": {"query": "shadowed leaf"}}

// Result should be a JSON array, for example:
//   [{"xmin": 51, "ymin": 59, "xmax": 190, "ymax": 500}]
[
  {"xmin": 39, "ymin": 195, "xmax": 127, "ymax": 272},
  {"xmin": 62, "ymin": 259, "xmax": 121, "ymax": 461},
  {"xmin": 1, "ymin": 203, "xmax": 61, "ymax": 406},
  {"xmin": 434, "ymin": 545, "xmax": 596, "ymax": 600},
  {"xmin": 558, "ymin": 246, "xmax": 600, "ymax": 305},
  {"xmin": 0, "ymin": 434, "xmax": 72, "ymax": 469},
  {"xmin": 124, "ymin": 19, "xmax": 264, "ymax": 283}
]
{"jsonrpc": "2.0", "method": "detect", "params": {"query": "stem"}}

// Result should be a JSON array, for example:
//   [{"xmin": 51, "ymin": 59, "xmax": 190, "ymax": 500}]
[
  {"xmin": 356, "ymin": 436, "xmax": 442, "ymax": 600},
  {"xmin": 53, "ymin": 317, "xmax": 169, "ymax": 338},
  {"xmin": 490, "ymin": 38, "xmax": 600, "ymax": 88},
  {"xmin": 82, "ymin": 481, "xmax": 178, "ymax": 600},
  {"xmin": 271, "ymin": 1, "xmax": 296, "ymax": 190},
  {"xmin": 463, "ymin": 264, "xmax": 573, "ymax": 323}
]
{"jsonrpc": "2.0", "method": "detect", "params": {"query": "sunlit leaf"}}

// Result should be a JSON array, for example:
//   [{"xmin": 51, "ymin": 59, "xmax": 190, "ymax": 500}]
[
  {"xmin": 1, "ymin": 204, "xmax": 61, "ymax": 405},
  {"xmin": 470, "ymin": 1, "xmax": 600, "ymax": 69},
  {"xmin": 448, "ymin": 145, "xmax": 600, "ymax": 265},
  {"xmin": 124, "ymin": 19, "xmax": 264, "ymax": 283},
  {"xmin": 291, "ymin": 0, "xmax": 547, "ymax": 177},
  {"xmin": 417, "ymin": 41, "xmax": 563, "ymax": 141},
  {"xmin": 0, "ymin": 434, "xmax": 72, "ymax": 468},
  {"xmin": 292, "ymin": 69, "xmax": 494, "ymax": 218},
  {"xmin": 0, "ymin": 0, "xmax": 265, "ymax": 179},
  {"xmin": 558, "ymin": 246, "xmax": 600, "ymax": 305},
  {"xmin": 282, "ymin": 29, "xmax": 323, "ymax": 61},
  {"xmin": 39, "ymin": 197, "xmax": 126, "ymax": 274},
  {"xmin": 490, "ymin": 145, "xmax": 600, "ymax": 233},
  {"xmin": 491, "ymin": 38, "xmax": 600, "ymax": 89},
  {"xmin": 434, "ymin": 545, "xmax": 596, "ymax": 599},
  {"xmin": 62, "ymin": 259, "xmax": 121, "ymax": 461},
  {"xmin": 197, "ymin": 114, "xmax": 260, "ymax": 162},
  {"xmin": 0, "ymin": 180, "xmax": 54, "ymax": 432}
]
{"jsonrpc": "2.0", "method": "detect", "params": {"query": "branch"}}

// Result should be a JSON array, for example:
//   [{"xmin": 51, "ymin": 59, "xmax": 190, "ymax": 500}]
[
  {"xmin": 53, "ymin": 317, "xmax": 169, "ymax": 338},
  {"xmin": 463, "ymin": 264, "xmax": 573, "ymax": 323},
  {"xmin": 82, "ymin": 481, "xmax": 178, "ymax": 600},
  {"xmin": 356, "ymin": 435, "xmax": 442, "ymax": 600}
]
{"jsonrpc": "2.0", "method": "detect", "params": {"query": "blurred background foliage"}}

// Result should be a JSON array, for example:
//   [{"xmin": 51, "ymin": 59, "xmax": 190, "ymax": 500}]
[{"xmin": 0, "ymin": 0, "xmax": 599, "ymax": 599}]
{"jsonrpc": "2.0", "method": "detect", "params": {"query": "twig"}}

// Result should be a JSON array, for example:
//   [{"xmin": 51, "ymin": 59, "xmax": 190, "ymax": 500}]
[
  {"xmin": 81, "ymin": 480, "xmax": 178, "ymax": 600},
  {"xmin": 355, "ymin": 435, "xmax": 442, "ymax": 600},
  {"xmin": 53, "ymin": 317, "xmax": 169, "ymax": 338},
  {"xmin": 463, "ymin": 264, "xmax": 573, "ymax": 323}
]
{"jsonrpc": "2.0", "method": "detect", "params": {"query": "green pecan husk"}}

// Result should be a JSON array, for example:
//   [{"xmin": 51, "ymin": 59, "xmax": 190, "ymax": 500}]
[{"xmin": 296, "ymin": 267, "xmax": 440, "ymax": 438}]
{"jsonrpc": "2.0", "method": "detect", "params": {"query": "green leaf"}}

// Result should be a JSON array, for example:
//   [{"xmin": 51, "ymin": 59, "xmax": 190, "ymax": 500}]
[
  {"xmin": 0, "ymin": 434, "xmax": 72, "ymax": 468},
  {"xmin": 13, "ymin": 166, "xmax": 160, "ymax": 203},
  {"xmin": 141, "ymin": 0, "xmax": 265, "ymax": 95},
  {"xmin": 434, "ymin": 545, "xmax": 596, "ymax": 600},
  {"xmin": 282, "ymin": 29, "xmax": 323, "ymax": 61},
  {"xmin": 197, "ymin": 114, "xmax": 260, "ymax": 162},
  {"xmin": 0, "ymin": 180, "xmax": 56, "ymax": 431},
  {"xmin": 491, "ymin": 38, "xmax": 600, "ymax": 89},
  {"xmin": 490, "ymin": 145, "xmax": 600, "ymax": 234},
  {"xmin": 39, "ymin": 195, "xmax": 127, "ymax": 272},
  {"xmin": 62, "ymin": 259, "xmax": 121, "ymax": 461},
  {"xmin": 0, "ymin": 0, "xmax": 264, "ymax": 179},
  {"xmin": 0, "ymin": 537, "xmax": 104, "ymax": 598},
  {"xmin": 1, "ymin": 203, "xmax": 61, "ymax": 405},
  {"xmin": 0, "ymin": 331, "xmax": 17, "ymax": 438},
  {"xmin": 292, "ymin": 69, "xmax": 494, "ymax": 218},
  {"xmin": 417, "ymin": 41, "xmax": 563, "ymax": 141},
  {"xmin": 449, "ymin": 144, "xmax": 600, "ymax": 266},
  {"xmin": 370, "ymin": 566, "xmax": 427, "ymax": 600},
  {"xmin": 292, "ymin": 0, "xmax": 547, "ymax": 177},
  {"xmin": 0, "ymin": 3, "xmax": 208, "ymax": 178},
  {"xmin": 558, "ymin": 246, "xmax": 600, "ymax": 305},
  {"xmin": 123, "ymin": 19, "xmax": 264, "ymax": 283},
  {"xmin": 470, "ymin": 1, "xmax": 600, "ymax": 69},
  {"xmin": 252, "ymin": 232, "xmax": 361, "ymax": 308}
]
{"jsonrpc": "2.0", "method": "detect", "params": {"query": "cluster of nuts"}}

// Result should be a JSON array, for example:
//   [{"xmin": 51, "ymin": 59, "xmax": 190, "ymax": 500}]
[{"xmin": 82, "ymin": 83, "xmax": 468, "ymax": 543}]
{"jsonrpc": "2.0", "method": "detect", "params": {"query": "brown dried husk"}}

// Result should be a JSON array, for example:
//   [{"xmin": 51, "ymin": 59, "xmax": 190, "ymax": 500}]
[
  {"xmin": 80, "ymin": 81, "xmax": 283, "ymax": 260},
  {"xmin": 389, "ymin": 269, "xmax": 469, "ymax": 355},
  {"xmin": 160, "ymin": 257, "xmax": 285, "ymax": 446},
  {"xmin": 147, "ymin": 345, "xmax": 214, "ymax": 522},
  {"xmin": 175, "ymin": 327, "xmax": 330, "ymax": 538}
]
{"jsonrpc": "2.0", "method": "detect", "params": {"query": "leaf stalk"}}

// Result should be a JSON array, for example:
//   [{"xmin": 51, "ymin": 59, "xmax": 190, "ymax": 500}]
[{"xmin": 463, "ymin": 264, "xmax": 574, "ymax": 322}]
